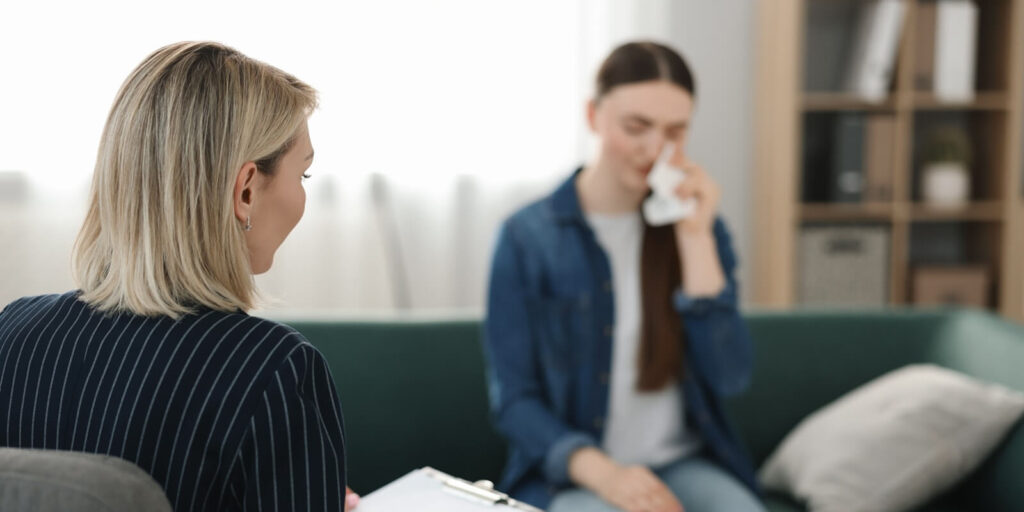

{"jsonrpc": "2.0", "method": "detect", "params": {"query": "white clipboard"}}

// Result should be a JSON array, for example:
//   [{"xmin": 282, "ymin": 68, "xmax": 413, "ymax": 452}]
[{"xmin": 357, "ymin": 467, "xmax": 544, "ymax": 511}]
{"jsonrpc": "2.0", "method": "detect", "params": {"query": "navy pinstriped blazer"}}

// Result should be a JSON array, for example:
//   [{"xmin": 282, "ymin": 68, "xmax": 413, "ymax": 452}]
[{"xmin": 0, "ymin": 291, "xmax": 346, "ymax": 511}]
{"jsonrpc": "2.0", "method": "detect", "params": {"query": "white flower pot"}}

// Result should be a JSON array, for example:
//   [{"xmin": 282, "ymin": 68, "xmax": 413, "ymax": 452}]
[{"xmin": 921, "ymin": 162, "xmax": 970, "ymax": 206}]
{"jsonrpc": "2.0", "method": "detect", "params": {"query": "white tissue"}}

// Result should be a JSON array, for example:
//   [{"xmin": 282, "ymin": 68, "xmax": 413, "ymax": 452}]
[{"xmin": 642, "ymin": 143, "xmax": 696, "ymax": 226}]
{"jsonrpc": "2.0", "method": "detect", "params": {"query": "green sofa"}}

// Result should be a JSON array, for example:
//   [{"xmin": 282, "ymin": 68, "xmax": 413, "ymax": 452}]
[{"xmin": 282, "ymin": 309, "xmax": 1024, "ymax": 511}]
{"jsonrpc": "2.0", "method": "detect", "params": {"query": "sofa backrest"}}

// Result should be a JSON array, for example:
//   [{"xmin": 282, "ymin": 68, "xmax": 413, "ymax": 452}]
[
  {"xmin": 284, "ymin": 319, "xmax": 505, "ymax": 494},
  {"xmin": 922, "ymin": 311, "xmax": 1024, "ymax": 510},
  {"xmin": 730, "ymin": 309, "xmax": 1024, "ymax": 509},
  {"xmin": 286, "ymin": 310, "xmax": 1024, "ymax": 507}
]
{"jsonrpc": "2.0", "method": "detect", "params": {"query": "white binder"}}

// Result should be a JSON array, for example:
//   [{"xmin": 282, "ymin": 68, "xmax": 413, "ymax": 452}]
[
  {"xmin": 358, "ymin": 467, "xmax": 544, "ymax": 511},
  {"xmin": 845, "ymin": 0, "xmax": 907, "ymax": 102},
  {"xmin": 934, "ymin": 0, "xmax": 978, "ymax": 102}
]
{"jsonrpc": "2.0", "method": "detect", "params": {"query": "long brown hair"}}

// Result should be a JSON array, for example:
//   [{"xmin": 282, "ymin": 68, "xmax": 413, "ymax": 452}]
[{"xmin": 595, "ymin": 42, "xmax": 697, "ymax": 391}]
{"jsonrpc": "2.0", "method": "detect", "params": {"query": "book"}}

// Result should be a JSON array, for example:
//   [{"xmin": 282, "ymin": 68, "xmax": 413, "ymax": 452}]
[
  {"xmin": 832, "ymin": 113, "xmax": 866, "ymax": 202},
  {"xmin": 934, "ymin": 0, "xmax": 978, "ymax": 102},
  {"xmin": 845, "ymin": 0, "xmax": 908, "ymax": 102},
  {"xmin": 804, "ymin": 0, "xmax": 859, "ymax": 91},
  {"xmin": 801, "ymin": 114, "xmax": 834, "ymax": 203},
  {"xmin": 914, "ymin": 1, "xmax": 938, "ymax": 91},
  {"xmin": 864, "ymin": 115, "xmax": 896, "ymax": 201}
]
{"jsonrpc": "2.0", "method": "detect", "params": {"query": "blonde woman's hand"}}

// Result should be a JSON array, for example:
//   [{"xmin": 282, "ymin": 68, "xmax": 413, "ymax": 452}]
[{"xmin": 345, "ymin": 486, "xmax": 360, "ymax": 511}]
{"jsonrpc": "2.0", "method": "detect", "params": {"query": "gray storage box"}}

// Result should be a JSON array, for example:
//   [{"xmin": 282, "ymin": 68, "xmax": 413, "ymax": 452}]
[{"xmin": 798, "ymin": 225, "xmax": 890, "ymax": 307}]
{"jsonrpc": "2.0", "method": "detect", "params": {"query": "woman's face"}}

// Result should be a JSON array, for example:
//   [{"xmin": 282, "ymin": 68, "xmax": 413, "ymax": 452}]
[
  {"xmin": 244, "ymin": 122, "xmax": 314, "ymax": 274},
  {"xmin": 588, "ymin": 80, "xmax": 694, "ymax": 195}
]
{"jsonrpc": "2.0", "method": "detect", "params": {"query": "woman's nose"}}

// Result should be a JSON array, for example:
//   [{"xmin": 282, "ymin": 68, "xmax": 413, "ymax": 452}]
[{"xmin": 642, "ymin": 133, "xmax": 666, "ymax": 162}]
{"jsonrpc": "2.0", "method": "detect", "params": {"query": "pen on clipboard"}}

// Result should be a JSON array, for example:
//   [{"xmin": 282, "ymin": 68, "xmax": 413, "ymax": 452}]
[{"xmin": 421, "ymin": 467, "xmax": 544, "ymax": 511}]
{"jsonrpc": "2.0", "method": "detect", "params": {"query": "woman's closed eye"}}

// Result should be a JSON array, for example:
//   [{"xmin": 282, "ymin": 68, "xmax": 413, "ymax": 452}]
[{"xmin": 624, "ymin": 122, "xmax": 648, "ymax": 136}]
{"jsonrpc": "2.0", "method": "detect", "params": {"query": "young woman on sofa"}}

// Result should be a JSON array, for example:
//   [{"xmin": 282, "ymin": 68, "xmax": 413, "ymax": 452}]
[
  {"xmin": 482, "ymin": 41, "xmax": 765, "ymax": 512},
  {"xmin": 0, "ymin": 42, "xmax": 359, "ymax": 512}
]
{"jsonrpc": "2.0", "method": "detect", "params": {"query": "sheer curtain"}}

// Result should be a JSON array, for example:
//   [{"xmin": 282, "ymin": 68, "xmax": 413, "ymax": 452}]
[{"xmin": 0, "ymin": 1, "xmax": 753, "ymax": 315}]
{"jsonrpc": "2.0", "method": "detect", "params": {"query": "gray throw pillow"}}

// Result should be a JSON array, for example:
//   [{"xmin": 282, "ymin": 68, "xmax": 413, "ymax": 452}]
[{"xmin": 759, "ymin": 364, "xmax": 1024, "ymax": 512}]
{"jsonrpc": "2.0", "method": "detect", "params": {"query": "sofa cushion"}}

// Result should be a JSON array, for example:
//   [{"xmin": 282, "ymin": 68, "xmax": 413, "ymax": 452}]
[{"xmin": 759, "ymin": 364, "xmax": 1024, "ymax": 512}]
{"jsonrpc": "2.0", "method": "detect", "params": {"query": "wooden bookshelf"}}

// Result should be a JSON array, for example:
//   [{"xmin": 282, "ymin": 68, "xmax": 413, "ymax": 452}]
[{"xmin": 754, "ymin": 0, "xmax": 1024, "ymax": 320}]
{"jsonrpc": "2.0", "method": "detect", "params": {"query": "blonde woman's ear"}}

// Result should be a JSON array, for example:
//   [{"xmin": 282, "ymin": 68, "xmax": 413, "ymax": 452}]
[
  {"xmin": 233, "ymin": 162, "xmax": 259, "ymax": 224},
  {"xmin": 585, "ymin": 99, "xmax": 598, "ymax": 134}
]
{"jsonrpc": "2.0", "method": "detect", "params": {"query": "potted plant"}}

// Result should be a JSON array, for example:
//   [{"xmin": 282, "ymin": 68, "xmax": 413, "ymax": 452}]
[{"xmin": 919, "ymin": 124, "xmax": 972, "ymax": 207}]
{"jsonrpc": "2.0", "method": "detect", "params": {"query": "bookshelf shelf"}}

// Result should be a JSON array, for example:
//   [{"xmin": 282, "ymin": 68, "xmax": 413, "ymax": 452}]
[
  {"xmin": 799, "ymin": 202, "xmax": 1005, "ymax": 223},
  {"xmin": 803, "ymin": 93, "xmax": 898, "ymax": 112},
  {"xmin": 800, "ymin": 202, "xmax": 894, "ymax": 222},
  {"xmin": 909, "ymin": 202, "xmax": 1004, "ymax": 222},
  {"xmin": 912, "ymin": 92, "xmax": 1009, "ymax": 111},
  {"xmin": 754, "ymin": 0, "xmax": 1024, "ymax": 319}
]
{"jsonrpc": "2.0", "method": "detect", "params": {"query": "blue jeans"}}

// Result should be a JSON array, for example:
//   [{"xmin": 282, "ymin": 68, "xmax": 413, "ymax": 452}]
[{"xmin": 548, "ymin": 456, "xmax": 765, "ymax": 512}]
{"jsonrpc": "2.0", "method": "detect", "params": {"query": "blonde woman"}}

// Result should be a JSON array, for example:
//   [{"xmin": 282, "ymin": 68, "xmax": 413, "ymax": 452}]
[{"xmin": 0, "ymin": 42, "xmax": 358, "ymax": 512}]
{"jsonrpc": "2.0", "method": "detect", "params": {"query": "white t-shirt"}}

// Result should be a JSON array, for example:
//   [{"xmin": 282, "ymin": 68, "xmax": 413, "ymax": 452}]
[{"xmin": 585, "ymin": 211, "xmax": 702, "ymax": 467}]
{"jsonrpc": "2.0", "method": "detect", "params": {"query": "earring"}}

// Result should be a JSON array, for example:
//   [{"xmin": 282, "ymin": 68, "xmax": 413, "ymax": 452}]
[{"xmin": 245, "ymin": 216, "xmax": 252, "ymax": 231}]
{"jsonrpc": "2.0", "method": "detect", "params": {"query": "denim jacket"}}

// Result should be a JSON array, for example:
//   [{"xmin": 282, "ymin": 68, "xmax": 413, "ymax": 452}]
[{"xmin": 482, "ymin": 170, "xmax": 758, "ymax": 508}]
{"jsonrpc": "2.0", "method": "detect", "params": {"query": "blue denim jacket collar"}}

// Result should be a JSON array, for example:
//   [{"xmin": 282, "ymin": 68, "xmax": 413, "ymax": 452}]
[{"xmin": 548, "ymin": 167, "xmax": 587, "ymax": 224}]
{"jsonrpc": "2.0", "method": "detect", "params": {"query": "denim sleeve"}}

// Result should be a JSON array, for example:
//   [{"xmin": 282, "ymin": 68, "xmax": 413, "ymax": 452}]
[
  {"xmin": 482, "ymin": 220, "xmax": 597, "ymax": 487},
  {"xmin": 673, "ymin": 217, "xmax": 754, "ymax": 397}
]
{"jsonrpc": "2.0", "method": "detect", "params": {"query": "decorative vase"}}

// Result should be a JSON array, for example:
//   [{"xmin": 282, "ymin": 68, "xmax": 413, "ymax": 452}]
[{"xmin": 921, "ymin": 162, "xmax": 970, "ymax": 206}]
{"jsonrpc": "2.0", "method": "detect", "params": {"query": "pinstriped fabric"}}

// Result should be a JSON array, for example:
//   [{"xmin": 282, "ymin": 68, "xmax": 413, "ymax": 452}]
[{"xmin": 0, "ymin": 291, "xmax": 346, "ymax": 512}]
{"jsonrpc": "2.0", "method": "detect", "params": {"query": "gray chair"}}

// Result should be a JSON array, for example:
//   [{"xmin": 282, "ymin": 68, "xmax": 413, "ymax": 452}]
[{"xmin": 0, "ymin": 448, "xmax": 171, "ymax": 512}]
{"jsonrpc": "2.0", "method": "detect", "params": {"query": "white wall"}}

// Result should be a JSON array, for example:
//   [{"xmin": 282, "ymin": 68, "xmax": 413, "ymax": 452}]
[
  {"xmin": 670, "ymin": 0, "xmax": 757, "ymax": 298},
  {"xmin": 0, "ymin": 0, "xmax": 760, "ymax": 313}
]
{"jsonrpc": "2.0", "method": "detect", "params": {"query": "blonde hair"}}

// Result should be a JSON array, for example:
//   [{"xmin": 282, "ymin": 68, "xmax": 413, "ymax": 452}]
[{"xmin": 73, "ymin": 41, "xmax": 318, "ymax": 318}]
